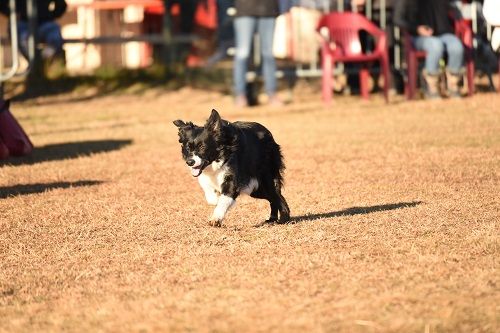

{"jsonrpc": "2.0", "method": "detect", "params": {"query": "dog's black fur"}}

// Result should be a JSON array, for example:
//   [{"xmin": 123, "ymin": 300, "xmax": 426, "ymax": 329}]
[{"xmin": 173, "ymin": 109, "xmax": 290, "ymax": 226}]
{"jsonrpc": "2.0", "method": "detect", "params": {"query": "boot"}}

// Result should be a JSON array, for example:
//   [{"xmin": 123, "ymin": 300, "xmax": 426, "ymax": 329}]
[
  {"xmin": 446, "ymin": 71, "xmax": 463, "ymax": 98},
  {"xmin": 422, "ymin": 70, "xmax": 442, "ymax": 100}
]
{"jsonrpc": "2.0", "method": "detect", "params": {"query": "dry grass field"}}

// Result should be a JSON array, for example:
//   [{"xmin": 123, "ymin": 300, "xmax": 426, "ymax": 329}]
[{"xmin": 0, "ymin": 86, "xmax": 498, "ymax": 333}]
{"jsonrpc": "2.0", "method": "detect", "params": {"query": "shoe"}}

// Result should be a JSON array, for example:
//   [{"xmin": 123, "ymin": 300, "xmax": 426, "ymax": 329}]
[
  {"xmin": 422, "ymin": 70, "xmax": 442, "ymax": 100},
  {"xmin": 235, "ymin": 95, "xmax": 248, "ymax": 107},
  {"xmin": 446, "ymin": 70, "xmax": 463, "ymax": 98}
]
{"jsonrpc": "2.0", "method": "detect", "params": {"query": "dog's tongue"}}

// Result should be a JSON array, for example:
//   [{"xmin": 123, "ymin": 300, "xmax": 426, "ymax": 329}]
[{"xmin": 191, "ymin": 167, "xmax": 202, "ymax": 177}]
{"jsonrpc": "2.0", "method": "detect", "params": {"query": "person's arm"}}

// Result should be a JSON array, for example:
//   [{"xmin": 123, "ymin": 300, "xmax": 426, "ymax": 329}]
[{"xmin": 52, "ymin": 0, "xmax": 67, "ymax": 20}]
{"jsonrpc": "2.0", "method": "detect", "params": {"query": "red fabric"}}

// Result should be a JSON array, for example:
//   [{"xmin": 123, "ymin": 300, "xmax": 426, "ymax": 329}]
[{"xmin": 0, "ymin": 100, "xmax": 33, "ymax": 157}]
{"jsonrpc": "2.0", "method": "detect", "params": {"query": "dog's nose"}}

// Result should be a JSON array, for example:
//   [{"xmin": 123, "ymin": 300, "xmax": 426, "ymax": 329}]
[{"xmin": 186, "ymin": 159, "xmax": 195, "ymax": 166}]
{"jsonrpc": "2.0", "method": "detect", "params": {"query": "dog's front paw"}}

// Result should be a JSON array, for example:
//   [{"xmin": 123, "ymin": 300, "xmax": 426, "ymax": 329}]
[{"xmin": 208, "ymin": 219, "xmax": 223, "ymax": 227}]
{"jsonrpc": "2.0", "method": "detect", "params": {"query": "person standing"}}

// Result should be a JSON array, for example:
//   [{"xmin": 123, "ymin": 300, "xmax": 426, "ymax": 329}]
[{"xmin": 233, "ymin": 0, "xmax": 281, "ymax": 107}]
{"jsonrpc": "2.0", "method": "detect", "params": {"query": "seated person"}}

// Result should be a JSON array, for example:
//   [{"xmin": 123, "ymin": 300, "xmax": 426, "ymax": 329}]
[
  {"xmin": 394, "ymin": 0, "xmax": 465, "ymax": 99},
  {"xmin": 0, "ymin": 0, "xmax": 67, "ymax": 60}
]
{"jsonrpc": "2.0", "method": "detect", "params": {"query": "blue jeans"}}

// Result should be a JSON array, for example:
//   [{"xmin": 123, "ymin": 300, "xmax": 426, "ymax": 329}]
[
  {"xmin": 233, "ymin": 16, "xmax": 277, "ymax": 96},
  {"xmin": 17, "ymin": 21, "xmax": 64, "ymax": 58},
  {"xmin": 414, "ymin": 33, "xmax": 464, "ymax": 75}
]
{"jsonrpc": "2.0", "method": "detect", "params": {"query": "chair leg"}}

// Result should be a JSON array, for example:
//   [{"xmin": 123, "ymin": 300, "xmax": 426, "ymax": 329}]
[
  {"xmin": 359, "ymin": 67, "xmax": 370, "ymax": 100},
  {"xmin": 322, "ymin": 53, "xmax": 333, "ymax": 104},
  {"xmin": 466, "ymin": 61, "xmax": 475, "ymax": 96},
  {"xmin": 381, "ymin": 56, "xmax": 390, "ymax": 103},
  {"xmin": 407, "ymin": 54, "xmax": 418, "ymax": 100}
]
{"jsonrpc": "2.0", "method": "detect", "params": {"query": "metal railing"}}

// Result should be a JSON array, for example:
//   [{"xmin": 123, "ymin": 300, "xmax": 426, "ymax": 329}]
[
  {"xmin": 0, "ymin": 0, "xmax": 37, "ymax": 83},
  {"xmin": 0, "ymin": 0, "xmax": 20, "ymax": 82}
]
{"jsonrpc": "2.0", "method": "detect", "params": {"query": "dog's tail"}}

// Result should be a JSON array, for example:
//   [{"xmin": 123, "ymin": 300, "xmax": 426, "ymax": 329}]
[
  {"xmin": 271, "ymin": 143, "xmax": 285, "ymax": 188},
  {"xmin": 273, "ymin": 144, "xmax": 290, "ymax": 222}
]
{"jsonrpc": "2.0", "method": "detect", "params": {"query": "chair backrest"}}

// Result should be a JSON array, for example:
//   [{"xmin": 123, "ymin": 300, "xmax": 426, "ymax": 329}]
[{"xmin": 316, "ymin": 12, "xmax": 383, "ymax": 57}]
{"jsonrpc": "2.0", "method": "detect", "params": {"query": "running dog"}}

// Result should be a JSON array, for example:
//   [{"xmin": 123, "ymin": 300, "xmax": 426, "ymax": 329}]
[{"xmin": 173, "ymin": 109, "xmax": 290, "ymax": 226}]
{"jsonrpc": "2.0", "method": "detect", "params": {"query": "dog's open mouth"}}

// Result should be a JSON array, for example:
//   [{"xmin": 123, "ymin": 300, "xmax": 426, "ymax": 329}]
[{"xmin": 190, "ymin": 161, "xmax": 207, "ymax": 177}]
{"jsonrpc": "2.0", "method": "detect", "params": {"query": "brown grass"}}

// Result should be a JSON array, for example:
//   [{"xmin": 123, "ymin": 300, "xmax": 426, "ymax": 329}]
[{"xmin": 0, "ymin": 86, "xmax": 499, "ymax": 333}]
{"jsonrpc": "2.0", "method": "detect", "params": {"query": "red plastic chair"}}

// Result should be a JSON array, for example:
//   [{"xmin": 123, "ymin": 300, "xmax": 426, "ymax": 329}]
[
  {"xmin": 404, "ymin": 18, "xmax": 475, "ymax": 99},
  {"xmin": 316, "ymin": 12, "xmax": 390, "ymax": 104}
]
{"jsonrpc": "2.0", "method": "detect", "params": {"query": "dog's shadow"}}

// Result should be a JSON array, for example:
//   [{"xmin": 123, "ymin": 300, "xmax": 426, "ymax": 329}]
[
  {"xmin": 0, "ymin": 180, "xmax": 104, "ymax": 199},
  {"xmin": 256, "ymin": 201, "xmax": 423, "ymax": 227}
]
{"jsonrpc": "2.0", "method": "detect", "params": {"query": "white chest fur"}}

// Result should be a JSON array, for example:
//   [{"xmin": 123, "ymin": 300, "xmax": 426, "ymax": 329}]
[
  {"xmin": 197, "ymin": 160, "xmax": 258, "ymax": 196},
  {"xmin": 198, "ymin": 160, "xmax": 227, "ymax": 193}
]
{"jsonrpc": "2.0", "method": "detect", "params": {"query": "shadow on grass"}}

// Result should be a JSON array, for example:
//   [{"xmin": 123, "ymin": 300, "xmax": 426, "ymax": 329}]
[
  {"xmin": 0, "ymin": 180, "xmax": 104, "ymax": 199},
  {"xmin": 0, "ymin": 139, "xmax": 132, "ymax": 166},
  {"xmin": 285, "ymin": 201, "xmax": 423, "ymax": 224}
]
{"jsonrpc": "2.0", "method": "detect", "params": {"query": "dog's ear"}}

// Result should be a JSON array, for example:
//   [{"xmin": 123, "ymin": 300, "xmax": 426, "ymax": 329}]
[
  {"xmin": 173, "ymin": 120, "xmax": 189, "ymax": 142},
  {"xmin": 205, "ymin": 109, "xmax": 223, "ymax": 133},
  {"xmin": 173, "ymin": 119, "xmax": 186, "ymax": 128}
]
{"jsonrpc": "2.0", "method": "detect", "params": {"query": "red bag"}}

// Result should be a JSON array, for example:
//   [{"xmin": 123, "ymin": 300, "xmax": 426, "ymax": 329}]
[{"xmin": 0, "ymin": 99, "xmax": 33, "ymax": 157}]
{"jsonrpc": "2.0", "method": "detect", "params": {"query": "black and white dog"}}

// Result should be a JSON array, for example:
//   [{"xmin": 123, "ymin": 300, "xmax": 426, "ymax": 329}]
[{"xmin": 173, "ymin": 109, "xmax": 290, "ymax": 226}]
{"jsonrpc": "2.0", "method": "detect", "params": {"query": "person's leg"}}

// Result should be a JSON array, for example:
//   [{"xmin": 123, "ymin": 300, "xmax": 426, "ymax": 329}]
[
  {"xmin": 233, "ymin": 16, "xmax": 256, "ymax": 104},
  {"xmin": 440, "ymin": 33, "xmax": 464, "ymax": 74},
  {"xmin": 257, "ymin": 17, "xmax": 279, "ymax": 101},
  {"xmin": 440, "ymin": 33, "xmax": 465, "ymax": 97},
  {"xmin": 37, "ymin": 21, "xmax": 64, "ymax": 58},
  {"xmin": 414, "ymin": 36, "xmax": 445, "ymax": 75},
  {"xmin": 414, "ymin": 36, "xmax": 445, "ymax": 98}
]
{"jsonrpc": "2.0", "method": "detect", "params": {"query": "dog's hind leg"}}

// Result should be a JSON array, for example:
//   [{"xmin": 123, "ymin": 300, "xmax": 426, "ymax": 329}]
[
  {"xmin": 269, "ymin": 145, "xmax": 290, "ymax": 223},
  {"xmin": 249, "ymin": 180, "xmax": 279, "ymax": 222},
  {"xmin": 262, "ymin": 178, "xmax": 283, "ymax": 223},
  {"xmin": 278, "ymin": 193, "xmax": 290, "ymax": 223},
  {"xmin": 274, "ymin": 180, "xmax": 290, "ymax": 223},
  {"xmin": 266, "ymin": 190, "xmax": 289, "ymax": 223},
  {"xmin": 267, "ymin": 195, "xmax": 281, "ymax": 222}
]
